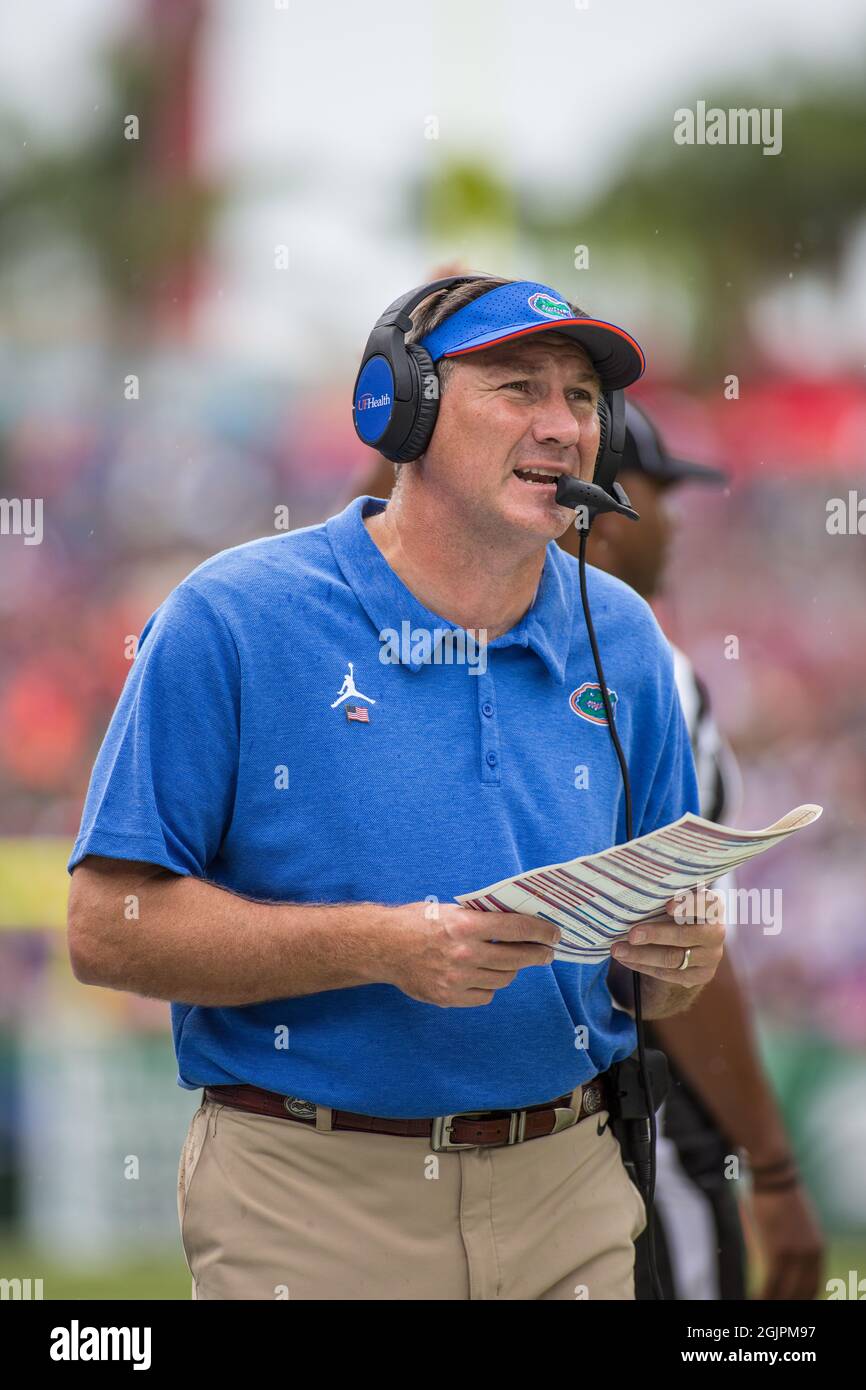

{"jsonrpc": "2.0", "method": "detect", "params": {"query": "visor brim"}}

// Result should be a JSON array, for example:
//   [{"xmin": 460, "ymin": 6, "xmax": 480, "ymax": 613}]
[{"xmin": 441, "ymin": 318, "xmax": 645, "ymax": 391}]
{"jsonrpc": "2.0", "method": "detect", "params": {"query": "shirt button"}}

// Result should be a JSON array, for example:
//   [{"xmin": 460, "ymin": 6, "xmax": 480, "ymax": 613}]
[
  {"xmin": 486, "ymin": 751, "xmax": 497, "ymax": 767},
  {"xmin": 482, "ymin": 702, "xmax": 494, "ymax": 717}
]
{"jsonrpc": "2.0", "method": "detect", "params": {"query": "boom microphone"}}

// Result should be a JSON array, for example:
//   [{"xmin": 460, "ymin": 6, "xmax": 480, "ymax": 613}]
[{"xmin": 554, "ymin": 475, "xmax": 641, "ymax": 523}]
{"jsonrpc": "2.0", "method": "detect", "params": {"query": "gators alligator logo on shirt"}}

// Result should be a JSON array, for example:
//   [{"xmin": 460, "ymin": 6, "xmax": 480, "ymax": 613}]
[
  {"xmin": 569, "ymin": 682, "xmax": 618, "ymax": 725},
  {"xmin": 528, "ymin": 291, "xmax": 571, "ymax": 320}
]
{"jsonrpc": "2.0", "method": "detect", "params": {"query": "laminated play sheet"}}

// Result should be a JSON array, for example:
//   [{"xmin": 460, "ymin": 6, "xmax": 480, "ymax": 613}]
[{"xmin": 455, "ymin": 804, "xmax": 823, "ymax": 963}]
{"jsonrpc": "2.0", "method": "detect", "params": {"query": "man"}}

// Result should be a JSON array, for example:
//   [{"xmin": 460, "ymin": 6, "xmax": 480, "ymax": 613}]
[
  {"xmin": 583, "ymin": 404, "xmax": 825, "ymax": 1300},
  {"xmin": 66, "ymin": 273, "xmax": 725, "ymax": 1301},
  {"xmin": 347, "ymin": 396, "xmax": 825, "ymax": 1300}
]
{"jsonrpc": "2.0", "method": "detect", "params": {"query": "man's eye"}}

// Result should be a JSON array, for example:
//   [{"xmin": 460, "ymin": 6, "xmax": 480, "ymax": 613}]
[{"xmin": 503, "ymin": 380, "xmax": 530, "ymax": 392}]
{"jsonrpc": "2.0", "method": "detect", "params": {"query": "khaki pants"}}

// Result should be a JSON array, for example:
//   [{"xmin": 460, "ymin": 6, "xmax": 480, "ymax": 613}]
[{"xmin": 177, "ymin": 1086, "xmax": 647, "ymax": 1300}]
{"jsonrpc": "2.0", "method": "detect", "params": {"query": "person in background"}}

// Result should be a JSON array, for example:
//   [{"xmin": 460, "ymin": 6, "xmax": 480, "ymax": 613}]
[{"xmin": 344, "ymin": 395, "xmax": 825, "ymax": 1301}]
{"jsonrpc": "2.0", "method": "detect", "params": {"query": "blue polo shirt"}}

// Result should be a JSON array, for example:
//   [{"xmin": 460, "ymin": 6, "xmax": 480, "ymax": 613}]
[{"xmin": 68, "ymin": 494, "xmax": 699, "ymax": 1118}]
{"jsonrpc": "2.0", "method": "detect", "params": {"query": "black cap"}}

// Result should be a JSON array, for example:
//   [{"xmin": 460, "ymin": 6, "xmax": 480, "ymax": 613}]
[{"xmin": 623, "ymin": 401, "xmax": 729, "ymax": 486}]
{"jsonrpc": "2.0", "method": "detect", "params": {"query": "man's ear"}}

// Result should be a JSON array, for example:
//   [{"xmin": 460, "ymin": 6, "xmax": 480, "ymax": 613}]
[
  {"xmin": 588, "ymin": 510, "xmax": 618, "ymax": 548},
  {"xmin": 582, "ymin": 508, "xmax": 624, "ymax": 570}
]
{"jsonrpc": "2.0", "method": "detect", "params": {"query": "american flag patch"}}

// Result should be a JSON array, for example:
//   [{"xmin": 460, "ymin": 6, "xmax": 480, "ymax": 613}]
[{"xmin": 346, "ymin": 704, "xmax": 369, "ymax": 723}]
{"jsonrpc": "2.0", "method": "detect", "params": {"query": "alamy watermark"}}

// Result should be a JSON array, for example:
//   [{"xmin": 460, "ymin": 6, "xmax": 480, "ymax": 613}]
[
  {"xmin": 1, "ymin": 1275, "xmax": 44, "ymax": 1299},
  {"xmin": 0, "ymin": 497, "xmax": 43, "ymax": 544},
  {"xmin": 826, "ymin": 491, "xmax": 866, "ymax": 535},
  {"xmin": 826, "ymin": 1270, "xmax": 866, "ymax": 1299},
  {"xmin": 379, "ymin": 620, "xmax": 488, "ymax": 675},
  {"xmin": 50, "ymin": 1320, "xmax": 151, "ymax": 1370},
  {"xmin": 674, "ymin": 102, "xmax": 782, "ymax": 156},
  {"xmin": 671, "ymin": 884, "xmax": 783, "ymax": 936}
]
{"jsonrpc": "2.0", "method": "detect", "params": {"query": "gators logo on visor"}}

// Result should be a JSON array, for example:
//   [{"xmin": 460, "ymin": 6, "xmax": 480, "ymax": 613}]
[
  {"xmin": 528, "ymin": 291, "xmax": 571, "ymax": 320},
  {"xmin": 570, "ymin": 682, "xmax": 618, "ymax": 725}
]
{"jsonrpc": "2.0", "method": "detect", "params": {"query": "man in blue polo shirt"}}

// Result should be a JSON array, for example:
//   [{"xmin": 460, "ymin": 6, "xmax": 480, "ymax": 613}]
[{"xmin": 67, "ymin": 273, "xmax": 725, "ymax": 1301}]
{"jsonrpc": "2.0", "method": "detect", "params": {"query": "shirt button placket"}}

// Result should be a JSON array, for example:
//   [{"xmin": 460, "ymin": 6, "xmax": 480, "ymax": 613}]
[{"xmin": 477, "ymin": 679, "xmax": 501, "ymax": 785}]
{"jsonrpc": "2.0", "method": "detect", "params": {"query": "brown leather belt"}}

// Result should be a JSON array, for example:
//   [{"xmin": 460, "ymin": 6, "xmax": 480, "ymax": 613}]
[{"xmin": 203, "ymin": 1072, "xmax": 612, "ymax": 1152}]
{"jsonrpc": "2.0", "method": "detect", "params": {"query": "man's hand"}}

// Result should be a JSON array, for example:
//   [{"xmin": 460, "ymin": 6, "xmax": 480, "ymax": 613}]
[
  {"xmin": 609, "ymin": 887, "xmax": 726, "ymax": 1017},
  {"xmin": 378, "ymin": 903, "xmax": 560, "ymax": 1008},
  {"xmin": 749, "ymin": 1185, "xmax": 825, "ymax": 1300}
]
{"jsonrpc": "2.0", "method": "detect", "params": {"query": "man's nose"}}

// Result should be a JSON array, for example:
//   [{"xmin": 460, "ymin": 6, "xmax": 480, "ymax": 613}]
[{"xmin": 530, "ymin": 396, "xmax": 583, "ymax": 447}]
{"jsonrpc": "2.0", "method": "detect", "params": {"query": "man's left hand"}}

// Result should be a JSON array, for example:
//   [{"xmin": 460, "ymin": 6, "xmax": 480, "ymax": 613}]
[{"xmin": 610, "ymin": 887, "xmax": 726, "ymax": 989}]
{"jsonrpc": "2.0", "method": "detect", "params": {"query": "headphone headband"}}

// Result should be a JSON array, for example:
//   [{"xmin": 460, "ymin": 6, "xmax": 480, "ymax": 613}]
[{"xmin": 372, "ymin": 273, "xmax": 498, "ymax": 331}]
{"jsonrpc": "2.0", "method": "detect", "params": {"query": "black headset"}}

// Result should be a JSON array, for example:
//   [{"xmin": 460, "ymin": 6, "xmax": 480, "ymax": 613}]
[{"xmin": 351, "ymin": 273, "xmax": 630, "ymax": 509}]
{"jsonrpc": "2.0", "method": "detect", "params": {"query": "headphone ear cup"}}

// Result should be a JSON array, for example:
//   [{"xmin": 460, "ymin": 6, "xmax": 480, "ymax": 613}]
[
  {"xmin": 594, "ymin": 395, "xmax": 611, "ymax": 485},
  {"xmin": 391, "ymin": 345, "xmax": 440, "ymax": 462}
]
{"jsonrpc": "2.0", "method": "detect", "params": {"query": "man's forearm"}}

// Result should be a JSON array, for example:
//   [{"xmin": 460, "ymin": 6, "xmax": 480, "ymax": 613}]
[{"xmin": 69, "ymin": 863, "xmax": 391, "ymax": 1006}]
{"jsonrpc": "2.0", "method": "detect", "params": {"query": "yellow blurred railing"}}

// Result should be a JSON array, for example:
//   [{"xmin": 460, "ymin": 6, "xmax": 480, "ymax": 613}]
[{"xmin": 0, "ymin": 839, "xmax": 73, "ymax": 929}]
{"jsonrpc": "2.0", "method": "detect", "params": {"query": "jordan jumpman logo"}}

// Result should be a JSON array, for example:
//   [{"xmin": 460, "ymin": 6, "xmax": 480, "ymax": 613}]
[{"xmin": 331, "ymin": 662, "xmax": 376, "ymax": 709}]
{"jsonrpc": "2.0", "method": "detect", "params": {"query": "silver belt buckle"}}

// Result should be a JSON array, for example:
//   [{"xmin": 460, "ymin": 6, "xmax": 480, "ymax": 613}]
[
  {"xmin": 284, "ymin": 1096, "xmax": 317, "ymax": 1120},
  {"xmin": 430, "ymin": 1108, "xmax": 527, "ymax": 1152}
]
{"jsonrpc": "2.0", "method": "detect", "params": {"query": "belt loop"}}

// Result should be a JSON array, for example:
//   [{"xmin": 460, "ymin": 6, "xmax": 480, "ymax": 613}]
[
  {"xmin": 315, "ymin": 1105, "xmax": 334, "ymax": 1132},
  {"xmin": 571, "ymin": 1084, "xmax": 583, "ymax": 1114}
]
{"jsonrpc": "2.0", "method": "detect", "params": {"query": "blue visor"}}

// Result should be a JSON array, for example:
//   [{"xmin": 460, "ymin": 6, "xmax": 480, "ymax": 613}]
[{"xmin": 418, "ymin": 281, "xmax": 645, "ymax": 390}]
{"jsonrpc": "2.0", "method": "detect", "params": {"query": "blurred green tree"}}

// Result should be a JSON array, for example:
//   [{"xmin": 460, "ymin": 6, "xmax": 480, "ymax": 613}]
[
  {"xmin": 528, "ymin": 80, "xmax": 866, "ymax": 379},
  {"xmin": 417, "ymin": 77, "xmax": 866, "ymax": 382},
  {"xmin": 0, "ymin": 5, "xmax": 222, "ymax": 344}
]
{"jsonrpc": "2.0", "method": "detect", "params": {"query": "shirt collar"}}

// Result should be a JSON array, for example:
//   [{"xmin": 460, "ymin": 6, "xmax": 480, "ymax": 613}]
[{"xmin": 325, "ymin": 495, "xmax": 575, "ymax": 684}]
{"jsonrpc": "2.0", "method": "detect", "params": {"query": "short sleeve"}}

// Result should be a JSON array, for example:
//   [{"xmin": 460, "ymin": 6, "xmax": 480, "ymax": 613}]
[
  {"xmin": 637, "ymin": 674, "xmax": 701, "ymax": 838},
  {"xmin": 68, "ymin": 582, "xmax": 240, "ymax": 878}
]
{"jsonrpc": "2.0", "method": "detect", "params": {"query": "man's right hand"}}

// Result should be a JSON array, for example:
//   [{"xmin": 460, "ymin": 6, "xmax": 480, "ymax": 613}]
[{"xmin": 376, "ymin": 902, "xmax": 560, "ymax": 1007}]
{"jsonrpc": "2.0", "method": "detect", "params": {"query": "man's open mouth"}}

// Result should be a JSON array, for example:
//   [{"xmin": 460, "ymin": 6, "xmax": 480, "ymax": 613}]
[{"xmin": 512, "ymin": 467, "xmax": 564, "ymax": 486}]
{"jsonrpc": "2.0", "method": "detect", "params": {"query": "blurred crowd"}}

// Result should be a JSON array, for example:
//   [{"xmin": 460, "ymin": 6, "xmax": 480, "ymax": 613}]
[{"xmin": 1, "ymin": 347, "xmax": 865, "ymax": 1050}]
